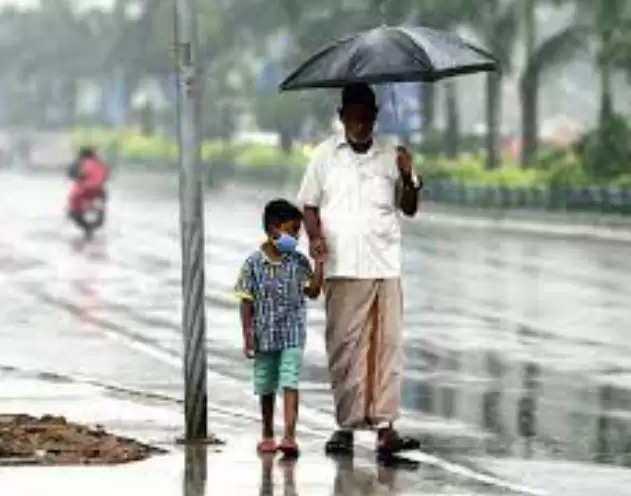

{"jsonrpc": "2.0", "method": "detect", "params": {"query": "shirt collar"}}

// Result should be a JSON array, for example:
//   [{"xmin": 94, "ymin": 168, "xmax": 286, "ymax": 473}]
[
  {"xmin": 259, "ymin": 247, "xmax": 286, "ymax": 266},
  {"xmin": 335, "ymin": 133, "xmax": 383, "ymax": 157},
  {"xmin": 334, "ymin": 134, "xmax": 347, "ymax": 149}
]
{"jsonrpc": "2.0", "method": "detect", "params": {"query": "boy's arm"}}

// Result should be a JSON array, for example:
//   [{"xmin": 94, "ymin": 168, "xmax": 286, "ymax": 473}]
[
  {"xmin": 305, "ymin": 260, "xmax": 324, "ymax": 299},
  {"xmin": 239, "ymin": 300, "xmax": 255, "ymax": 359}
]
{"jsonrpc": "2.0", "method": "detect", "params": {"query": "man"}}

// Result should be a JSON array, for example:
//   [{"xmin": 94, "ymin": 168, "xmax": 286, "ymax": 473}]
[{"xmin": 297, "ymin": 83, "xmax": 422, "ymax": 455}]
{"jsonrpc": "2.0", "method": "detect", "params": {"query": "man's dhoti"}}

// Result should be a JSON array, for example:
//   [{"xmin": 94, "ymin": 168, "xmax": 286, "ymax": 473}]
[{"xmin": 324, "ymin": 278, "xmax": 403, "ymax": 429}]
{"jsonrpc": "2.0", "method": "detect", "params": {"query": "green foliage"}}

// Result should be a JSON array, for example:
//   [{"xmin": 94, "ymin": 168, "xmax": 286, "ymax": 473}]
[
  {"xmin": 419, "ymin": 154, "xmax": 542, "ymax": 187},
  {"xmin": 67, "ymin": 124, "xmax": 631, "ymax": 197},
  {"xmin": 70, "ymin": 127, "xmax": 176, "ymax": 165},
  {"xmin": 580, "ymin": 114, "xmax": 631, "ymax": 180},
  {"xmin": 225, "ymin": 143, "xmax": 307, "ymax": 184},
  {"xmin": 368, "ymin": 139, "xmax": 631, "ymax": 190},
  {"xmin": 67, "ymin": 128, "xmax": 310, "ymax": 184},
  {"xmin": 201, "ymin": 140, "xmax": 234, "ymax": 164},
  {"xmin": 233, "ymin": 144, "xmax": 307, "ymax": 169},
  {"xmin": 69, "ymin": 127, "xmax": 122, "ymax": 152},
  {"xmin": 543, "ymin": 157, "xmax": 590, "ymax": 188},
  {"xmin": 120, "ymin": 132, "xmax": 177, "ymax": 164},
  {"xmin": 418, "ymin": 131, "xmax": 485, "ymax": 158},
  {"xmin": 613, "ymin": 174, "xmax": 631, "ymax": 188}
]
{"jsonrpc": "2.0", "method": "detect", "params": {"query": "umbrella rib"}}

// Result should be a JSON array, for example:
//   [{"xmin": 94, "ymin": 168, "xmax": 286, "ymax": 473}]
[
  {"xmin": 397, "ymin": 26, "xmax": 499, "ymax": 71},
  {"xmin": 279, "ymin": 36, "xmax": 355, "ymax": 91},
  {"xmin": 392, "ymin": 26, "xmax": 434, "ymax": 72}
]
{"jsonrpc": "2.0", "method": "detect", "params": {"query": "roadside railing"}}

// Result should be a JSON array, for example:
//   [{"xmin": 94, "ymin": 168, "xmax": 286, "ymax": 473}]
[{"xmin": 425, "ymin": 181, "xmax": 631, "ymax": 215}]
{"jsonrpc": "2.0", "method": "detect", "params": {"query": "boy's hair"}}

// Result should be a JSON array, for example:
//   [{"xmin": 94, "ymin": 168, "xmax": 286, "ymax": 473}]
[{"xmin": 263, "ymin": 199, "xmax": 302, "ymax": 234}]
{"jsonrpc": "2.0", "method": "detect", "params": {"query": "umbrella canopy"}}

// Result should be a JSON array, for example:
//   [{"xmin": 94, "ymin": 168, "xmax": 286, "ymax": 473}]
[{"xmin": 280, "ymin": 25, "xmax": 498, "ymax": 91}]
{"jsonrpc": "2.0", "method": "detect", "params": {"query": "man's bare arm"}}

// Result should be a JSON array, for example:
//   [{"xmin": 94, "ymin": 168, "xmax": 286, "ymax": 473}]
[{"xmin": 303, "ymin": 206, "xmax": 327, "ymax": 260}]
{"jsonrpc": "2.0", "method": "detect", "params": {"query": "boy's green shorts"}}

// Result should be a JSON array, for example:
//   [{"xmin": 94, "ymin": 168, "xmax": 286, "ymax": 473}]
[{"xmin": 254, "ymin": 347, "xmax": 302, "ymax": 395}]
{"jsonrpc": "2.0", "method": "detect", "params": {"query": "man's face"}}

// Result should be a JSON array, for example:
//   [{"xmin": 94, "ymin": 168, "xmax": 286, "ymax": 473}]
[{"xmin": 340, "ymin": 103, "xmax": 377, "ymax": 145}]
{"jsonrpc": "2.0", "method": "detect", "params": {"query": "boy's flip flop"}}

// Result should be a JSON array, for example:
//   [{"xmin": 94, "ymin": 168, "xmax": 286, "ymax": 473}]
[
  {"xmin": 278, "ymin": 439, "xmax": 300, "ymax": 458},
  {"xmin": 257, "ymin": 439, "xmax": 277, "ymax": 453}
]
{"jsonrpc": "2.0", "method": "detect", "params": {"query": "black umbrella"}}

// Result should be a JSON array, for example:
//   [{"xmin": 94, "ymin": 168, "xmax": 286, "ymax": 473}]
[{"xmin": 280, "ymin": 25, "xmax": 498, "ymax": 91}]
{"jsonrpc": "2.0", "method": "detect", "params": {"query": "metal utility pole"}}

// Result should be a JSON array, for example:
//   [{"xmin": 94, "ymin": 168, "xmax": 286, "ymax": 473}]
[{"xmin": 175, "ymin": 0, "xmax": 207, "ymax": 442}]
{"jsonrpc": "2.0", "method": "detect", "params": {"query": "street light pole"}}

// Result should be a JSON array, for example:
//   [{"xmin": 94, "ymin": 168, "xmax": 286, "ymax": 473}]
[{"xmin": 175, "ymin": 0, "xmax": 207, "ymax": 442}]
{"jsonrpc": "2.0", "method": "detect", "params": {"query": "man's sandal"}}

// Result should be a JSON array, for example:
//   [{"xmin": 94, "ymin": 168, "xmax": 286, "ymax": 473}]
[
  {"xmin": 376, "ymin": 429, "xmax": 420, "ymax": 456},
  {"xmin": 325, "ymin": 430, "xmax": 354, "ymax": 455}
]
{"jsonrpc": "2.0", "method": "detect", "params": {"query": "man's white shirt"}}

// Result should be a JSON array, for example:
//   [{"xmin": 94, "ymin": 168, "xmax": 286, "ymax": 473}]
[{"xmin": 297, "ymin": 134, "xmax": 412, "ymax": 279}]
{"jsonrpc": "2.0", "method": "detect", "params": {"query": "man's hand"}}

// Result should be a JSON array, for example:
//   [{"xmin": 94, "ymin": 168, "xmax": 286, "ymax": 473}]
[
  {"xmin": 395, "ymin": 146, "xmax": 421, "ymax": 217},
  {"xmin": 396, "ymin": 146, "xmax": 413, "ymax": 179}
]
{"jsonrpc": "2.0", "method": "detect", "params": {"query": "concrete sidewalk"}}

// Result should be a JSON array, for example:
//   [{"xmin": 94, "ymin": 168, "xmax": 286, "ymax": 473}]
[{"xmin": 0, "ymin": 366, "xmax": 530, "ymax": 496}]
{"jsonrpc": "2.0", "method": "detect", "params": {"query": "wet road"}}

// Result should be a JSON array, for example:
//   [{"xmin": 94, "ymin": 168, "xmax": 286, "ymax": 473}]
[{"xmin": 1, "ymin": 170, "xmax": 631, "ymax": 495}]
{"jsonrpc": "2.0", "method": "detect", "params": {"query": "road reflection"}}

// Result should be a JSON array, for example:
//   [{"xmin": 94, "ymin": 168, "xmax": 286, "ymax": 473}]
[{"xmin": 184, "ymin": 446, "xmax": 207, "ymax": 496}]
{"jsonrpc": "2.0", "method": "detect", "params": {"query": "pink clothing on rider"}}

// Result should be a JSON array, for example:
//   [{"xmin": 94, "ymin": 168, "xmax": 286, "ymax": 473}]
[
  {"xmin": 81, "ymin": 157, "xmax": 108, "ymax": 189},
  {"xmin": 68, "ymin": 157, "xmax": 108, "ymax": 213}
]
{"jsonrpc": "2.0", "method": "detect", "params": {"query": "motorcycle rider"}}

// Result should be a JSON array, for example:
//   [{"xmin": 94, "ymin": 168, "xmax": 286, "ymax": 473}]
[{"xmin": 67, "ymin": 147, "xmax": 109, "ymax": 235}]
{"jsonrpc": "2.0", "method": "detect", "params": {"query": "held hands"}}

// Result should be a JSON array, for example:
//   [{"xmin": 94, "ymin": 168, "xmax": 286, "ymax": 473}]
[{"xmin": 309, "ymin": 236, "xmax": 327, "ymax": 263}]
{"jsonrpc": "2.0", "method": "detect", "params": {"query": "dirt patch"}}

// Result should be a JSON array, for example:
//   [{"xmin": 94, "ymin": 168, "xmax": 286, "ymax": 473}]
[{"xmin": 0, "ymin": 414, "xmax": 165, "ymax": 466}]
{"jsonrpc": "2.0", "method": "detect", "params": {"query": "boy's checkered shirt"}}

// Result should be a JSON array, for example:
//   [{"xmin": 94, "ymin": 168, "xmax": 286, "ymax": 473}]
[{"xmin": 235, "ymin": 249, "xmax": 313, "ymax": 352}]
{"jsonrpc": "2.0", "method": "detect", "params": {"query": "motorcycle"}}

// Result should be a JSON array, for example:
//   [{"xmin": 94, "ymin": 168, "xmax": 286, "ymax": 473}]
[{"xmin": 69, "ymin": 188, "xmax": 107, "ymax": 239}]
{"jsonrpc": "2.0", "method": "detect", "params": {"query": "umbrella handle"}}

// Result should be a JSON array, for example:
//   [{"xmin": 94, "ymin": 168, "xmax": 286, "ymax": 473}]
[{"xmin": 389, "ymin": 85, "xmax": 399, "ymax": 127}]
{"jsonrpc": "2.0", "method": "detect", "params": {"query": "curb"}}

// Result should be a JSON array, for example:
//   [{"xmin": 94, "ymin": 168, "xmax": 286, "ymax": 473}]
[{"xmin": 417, "ymin": 203, "xmax": 631, "ymax": 243}]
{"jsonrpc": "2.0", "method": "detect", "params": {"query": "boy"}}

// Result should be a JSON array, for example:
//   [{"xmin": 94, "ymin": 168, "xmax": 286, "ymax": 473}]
[{"xmin": 235, "ymin": 199, "xmax": 324, "ymax": 457}]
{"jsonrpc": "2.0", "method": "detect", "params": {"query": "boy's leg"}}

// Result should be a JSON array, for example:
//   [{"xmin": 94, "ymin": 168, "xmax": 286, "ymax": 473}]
[
  {"xmin": 261, "ymin": 393, "xmax": 276, "ymax": 439},
  {"xmin": 278, "ymin": 348, "xmax": 302, "ymax": 445},
  {"xmin": 283, "ymin": 388, "xmax": 299, "ymax": 442},
  {"xmin": 254, "ymin": 352, "xmax": 280, "ymax": 448}
]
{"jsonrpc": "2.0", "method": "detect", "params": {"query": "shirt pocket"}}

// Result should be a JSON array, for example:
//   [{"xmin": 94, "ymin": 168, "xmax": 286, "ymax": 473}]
[
  {"xmin": 365, "ymin": 174, "xmax": 395, "ymax": 210},
  {"xmin": 322, "ymin": 161, "xmax": 356, "ymax": 207}
]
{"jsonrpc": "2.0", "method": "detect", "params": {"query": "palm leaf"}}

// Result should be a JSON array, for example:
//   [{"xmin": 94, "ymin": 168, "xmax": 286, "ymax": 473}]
[
  {"xmin": 468, "ymin": 0, "xmax": 519, "ymax": 72},
  {"xmin": 524, "ymin": 24, "xmax": 590, "ymax": 77}
]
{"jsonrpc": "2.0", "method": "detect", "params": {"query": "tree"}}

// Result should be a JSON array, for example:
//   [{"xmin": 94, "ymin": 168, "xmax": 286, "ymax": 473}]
[
  {"xmin": 444, "ymin": 80, "xmax": 460, "ymax": 158},
  {"xmin": 580, "ymin": 114, "xmax": 631, "ymax": 180},
  {"xmin": 519, "ymin": 0, "xmax": 587, "ymax": 166},
  {"xmin": 470, "ymin": 0, "xmax": 520, "ymax": 169},
  {"xmin": 573, "ymin": 0, "xmax": 631, "ymax": 127},
  {"xmin": 386, "ymin": 0, "xmax": 480, "ymax": 142},
  {"xmin": 405, "ymin": 0, "xmax": 484, "ymax": 154},
  {"xmin": 0, "ymin": 0, "xmax": 112, "ymax": 127}
]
